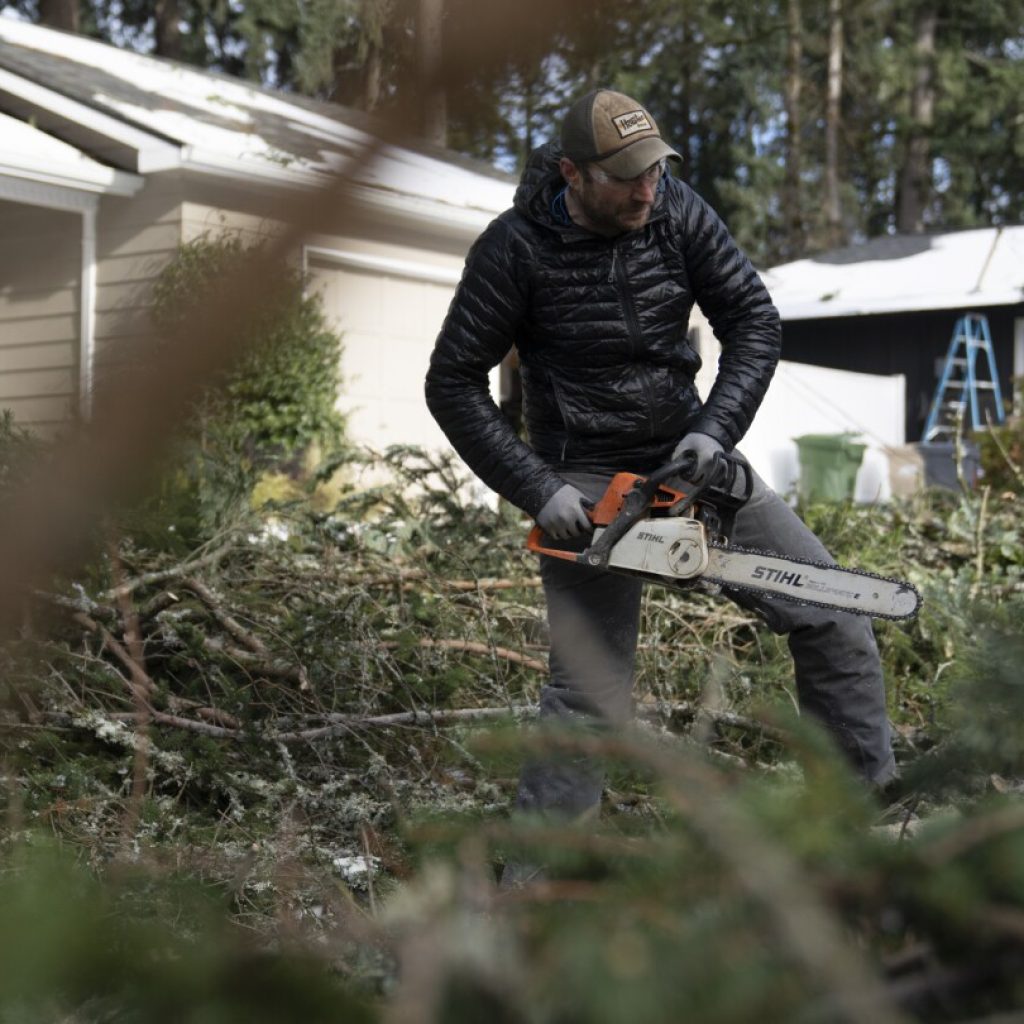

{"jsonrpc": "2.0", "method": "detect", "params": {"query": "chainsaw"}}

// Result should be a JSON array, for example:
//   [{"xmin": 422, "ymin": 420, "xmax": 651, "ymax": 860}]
[{"xmin": 526, "ymin": 451, "xmax": 921, "ymax": 621}]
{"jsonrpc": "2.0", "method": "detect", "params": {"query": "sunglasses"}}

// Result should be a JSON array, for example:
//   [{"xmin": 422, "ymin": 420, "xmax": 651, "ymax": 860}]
[{"xmin": 585, "ymin": 159, "xmax": 667, "ymax": 188}]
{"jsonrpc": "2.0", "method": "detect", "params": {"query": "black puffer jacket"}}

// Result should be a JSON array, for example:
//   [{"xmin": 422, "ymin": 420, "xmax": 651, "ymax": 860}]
[{"xmin": 425, "ymin": 142, "xmax": 781, "ymax": 518}]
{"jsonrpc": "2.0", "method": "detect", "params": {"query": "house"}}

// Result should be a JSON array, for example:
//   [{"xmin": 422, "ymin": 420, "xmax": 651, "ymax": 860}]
[
  {"xmin": 0, "ymin": 16, "xmax": 920, "ymax": 504},
  {"xmin": 760, "ymin": 227, "xmax": 1024, "ymax": 442},
  {"xmin": 0, "ymin": 16, "xmax": 515, "ymax": 444}
]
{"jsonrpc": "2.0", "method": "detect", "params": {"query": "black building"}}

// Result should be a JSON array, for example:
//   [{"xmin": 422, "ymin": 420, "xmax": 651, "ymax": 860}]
[{"xmin": 762, "ymin": 228, "xmax": 1024, "ymax": 442}]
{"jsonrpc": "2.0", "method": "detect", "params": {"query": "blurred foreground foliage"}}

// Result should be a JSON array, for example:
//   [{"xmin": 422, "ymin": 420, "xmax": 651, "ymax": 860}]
[{"xmin": 3, "ymin": 440, "xmax": 1024, "ymax": 1020}]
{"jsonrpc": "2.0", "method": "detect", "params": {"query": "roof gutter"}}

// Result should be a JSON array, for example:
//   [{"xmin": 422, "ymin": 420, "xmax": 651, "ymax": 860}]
[
  {"xmin": 0, "ymin": 159, "xmax": 143, "ymax": 197},
  {"xmin": 79, "ymin": 205, "xmax": 96, "ymax": 419},
  {"xmin": 185, "ymin": 152, "xmax": 499, "ymax": 240},
  {"xmin": 776, "ymin": 290, "xmax": 1024, "ymax": 321},
  {"xmin": 302, "ymin": 244, "xmax": 462, "ymax": 286}
]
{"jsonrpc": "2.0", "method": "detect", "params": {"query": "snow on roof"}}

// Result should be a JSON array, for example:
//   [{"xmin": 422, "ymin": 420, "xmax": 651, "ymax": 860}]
[
  {"xmin": 762, "ymin": 226, "xmax": 1024, "ymax": 320},
  {"xmin": 0, "ymin": 108, "xmax": 140, "ymax": 194},
  {"xmin": 0, "ymin": 16, "xmax": 514, "ymax": 229}
]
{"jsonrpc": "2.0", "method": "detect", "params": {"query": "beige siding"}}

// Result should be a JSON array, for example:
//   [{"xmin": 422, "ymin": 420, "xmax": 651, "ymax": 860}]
[
  {"xmin": 0, "ymin": 200, "xmax": 80, "ymax": 431},
  {"xmin": 92, "ymin": 173, "xmax": 185, "ymax": 373},
  {"xmin": 0, "ymin": 175, "xmax": 186, "ymax": 431},
  {"xmin": 306, "ymin": 238, "xmax": 471, "ymax": 451},
  {"xmin": 182, "ymin": 200, "xmax": 287, "ymax": 248}
]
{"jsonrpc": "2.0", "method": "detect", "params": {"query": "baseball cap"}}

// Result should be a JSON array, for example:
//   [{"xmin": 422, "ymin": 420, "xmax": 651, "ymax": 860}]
[{"xmin": 560, "ymin": 89, "xmax": 681, "ymax": 179}]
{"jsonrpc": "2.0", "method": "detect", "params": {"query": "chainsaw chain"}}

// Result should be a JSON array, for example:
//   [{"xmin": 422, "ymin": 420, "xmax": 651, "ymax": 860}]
[{"xmin": 675, "ymin": 540, "xmax": 922, "ymax": 622}]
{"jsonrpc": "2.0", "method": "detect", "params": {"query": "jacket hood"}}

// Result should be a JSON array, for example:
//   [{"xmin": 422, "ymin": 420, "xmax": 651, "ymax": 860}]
[{"xmin": 513, "ymin": 141, "xmax": 565, "ymax": 229}]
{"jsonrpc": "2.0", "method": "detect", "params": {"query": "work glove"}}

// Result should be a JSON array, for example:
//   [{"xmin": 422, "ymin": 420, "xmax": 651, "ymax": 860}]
[
  {"xmin": 671, "ymin": 431, "xmax": 725, "ymax": 484},
  {"xmin": 536, "ymin": 484, "xmax": 593, "ymax": 540}
]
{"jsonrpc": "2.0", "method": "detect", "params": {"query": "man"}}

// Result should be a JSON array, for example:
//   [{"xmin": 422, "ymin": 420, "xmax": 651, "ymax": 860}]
[{"xmin": 425, "ymin": 89, "xmax": 895, "ymax": 831}]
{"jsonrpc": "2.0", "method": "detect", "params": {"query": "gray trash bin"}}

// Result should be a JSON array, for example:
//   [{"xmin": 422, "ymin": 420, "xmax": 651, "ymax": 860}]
[{"xmin": 917, "ymin": 441, "xmax": 980, "ymax": 490}]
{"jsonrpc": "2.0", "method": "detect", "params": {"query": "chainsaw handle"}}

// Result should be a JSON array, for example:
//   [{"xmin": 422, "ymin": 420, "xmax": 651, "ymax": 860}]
[
  {"xmin": 646, "ymin": 449, "xmax": 700, "ymax": 490},
  {"xmin": 652, "ymin": 450, "xmax": 753, "ymax": 506},
  {"xmin": 525, "ymin": 524, "xmax": 585, "ymax": 562}
]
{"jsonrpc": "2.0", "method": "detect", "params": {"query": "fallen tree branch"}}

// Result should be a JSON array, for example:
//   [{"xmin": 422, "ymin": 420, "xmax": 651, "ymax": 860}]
[
  {"xmin": 193, "ymin": 705, "xmax": 244, "ymax": 729},
  {"xmin": 0, "ymin": 720, "xmax": 75, "ymax": 734},
  {"xmin": 149, "ymin": 710, "xmax": 239, "ymax": 738},
  {"xmin": 638, "ymin": 700, "xmax": 791, "ymax": 744},
  {"xmin": 381, "ymin": 638, "xmax": 548, "ymax": 673},
  {"xmin": 101, "ymin": 539, "xmax": 237, "ymax": 602},
  {"xmin": 182, "ymin": 577, "xmax": 269, "ymax": 656},
  {"xmin": 71, "ymin": 612, "xmax": 156, "ymax": 704},
  {"xmin": 200, "ymin": 636, "xmax": 308, "ymax": 686},
  {"xmin": 136, "ymin": 590, "xmax": 182, "ymax": 622},
  {"xmin": 32, "ymin": 589, "xmax": 116, "ymax": 622},
  {"xmin": 34, "ymin": 699, "xmax": 790, "ymax": 749},
  {"xmin": 344, "ymin": 570, "xmax": 542, "ymax": 591},
  {"xmin": 272, "ymin": 705, "xmax": 531, "ymax": 742}
]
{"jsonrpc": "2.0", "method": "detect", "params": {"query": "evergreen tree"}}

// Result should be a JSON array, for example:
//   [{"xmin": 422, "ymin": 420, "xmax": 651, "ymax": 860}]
[{"xmin": 3, "ymin": 0, "xmax": 1023, "ymax": 256}]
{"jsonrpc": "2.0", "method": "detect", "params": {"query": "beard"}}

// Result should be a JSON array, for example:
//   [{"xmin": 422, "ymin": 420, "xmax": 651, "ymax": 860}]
[{"xmin": 571, "ymin": 181, "xmax": 654, "ymax": 236}]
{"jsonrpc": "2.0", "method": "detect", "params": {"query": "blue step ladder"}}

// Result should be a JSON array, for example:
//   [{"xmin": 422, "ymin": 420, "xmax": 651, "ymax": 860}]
[{"xmin": 923, "ymin": 313, "xmax": 1006, "ymax": 442}]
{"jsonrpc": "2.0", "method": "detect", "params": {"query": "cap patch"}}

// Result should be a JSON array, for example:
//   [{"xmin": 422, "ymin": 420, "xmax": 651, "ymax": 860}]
[{"xmin": 612, "ymin": 109, "xmax": 653, "ymax": 139}]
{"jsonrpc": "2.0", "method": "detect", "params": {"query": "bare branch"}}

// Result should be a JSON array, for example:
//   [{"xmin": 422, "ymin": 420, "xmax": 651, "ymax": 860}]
[
  {"xmin": 101, "ymin": 539, "xmax": 239, "ymax": 602},
  {"xmin": 183, "ymin": 576, "xmax": 269, "ymax": 656},
  {"xmin": 381, "ymin": 637, "xmax": 548, "ymax": 673}
]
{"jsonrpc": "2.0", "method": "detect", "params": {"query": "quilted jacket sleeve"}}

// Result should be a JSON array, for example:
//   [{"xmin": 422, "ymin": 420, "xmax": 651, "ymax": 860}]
[
  {"xmin": 425, "ymin": 218, "xmax": 566, "ymax": 518},
  {"xmin": 678, "ymin": 186, "xmax": 783, "ymax": 450}
]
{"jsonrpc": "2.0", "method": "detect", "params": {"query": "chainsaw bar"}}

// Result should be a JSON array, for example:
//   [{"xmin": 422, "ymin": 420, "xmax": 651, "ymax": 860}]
[
  {"xmin": 591, "ymin": 519, "xmax": 920, "ymax": 621},
  {"xmin": 691, "ymin": 542, "xmax": 919, "ymax": 621},
  {"xmin": 587, "ymin": 516, "xmax": 920, "ymax": 621}
]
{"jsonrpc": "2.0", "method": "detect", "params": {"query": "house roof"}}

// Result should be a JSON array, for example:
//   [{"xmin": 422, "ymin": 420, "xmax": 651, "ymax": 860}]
[
  {"xmin": 0, "ymin": 15, "xmax": 515, "ymax": 233},
  {"xmin": 762, "ymin": 226, "xmax": 1024, "ymax": 320},
  {"xmin": 0, "ymin": 108, "xmax": 140, "ymax": 195}
]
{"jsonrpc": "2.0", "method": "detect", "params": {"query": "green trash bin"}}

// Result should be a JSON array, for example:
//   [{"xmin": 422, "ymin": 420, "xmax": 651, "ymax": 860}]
[{"xmin": 795, "ymin": 433, "xmax": 866, "ymax": 503}]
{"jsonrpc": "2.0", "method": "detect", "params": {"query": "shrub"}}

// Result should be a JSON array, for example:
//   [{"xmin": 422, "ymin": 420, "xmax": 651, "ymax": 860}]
[
  {"xmin": 0, "ymin": 409, "xmax": 40, "ymax": 496},
  {"xmin": 141, "ymin": 235, "xmax": 347, "ymax": 540}
]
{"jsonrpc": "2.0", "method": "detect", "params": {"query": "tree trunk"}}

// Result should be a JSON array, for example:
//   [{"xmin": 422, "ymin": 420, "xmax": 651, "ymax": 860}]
[
  {"xmin": 418, "ymin": 0, "xmax": 447, "ymax": 145},
  {"xmin": 824, "ymin": 0, "xmax": 844, "ymax": 248},
  {"xmin": 154, "ymin": 0, "xmax": 183, "ymax": 61},
  {"xmin": 522, "ymin": 71, "xmax": 536, "ymax": 169},
  {"xmin": 38, "ymin": 0, "xmax": 79, "ymax": 32},
  {"xmin": 363, "ymin": 43, "xmax": 383, "ymax": 111},
  {"xmin": 783, "ymin": 0, "xmax": 806, "ymax": 258},
  {"xmin": 679, "ymin": 2, "xmax": 694, "ymax": 183},
  {"xmin": 896, "ymin": 4, "xmax": 937, "ymax": 234}
]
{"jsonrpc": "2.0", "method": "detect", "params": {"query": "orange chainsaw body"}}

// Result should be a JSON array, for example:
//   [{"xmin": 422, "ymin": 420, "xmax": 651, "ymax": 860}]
[{"xmin": 526, "ymin": 473, "xmax": 691, "ymax": 562}]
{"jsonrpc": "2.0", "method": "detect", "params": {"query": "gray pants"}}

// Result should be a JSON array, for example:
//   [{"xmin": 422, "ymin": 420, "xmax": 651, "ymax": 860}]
[{"xmin": 515, "ymin": 466, "xmax": 896, "ymax": 819}]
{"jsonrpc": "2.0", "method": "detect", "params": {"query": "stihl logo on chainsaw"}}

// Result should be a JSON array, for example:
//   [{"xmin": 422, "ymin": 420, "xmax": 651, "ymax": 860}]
[
  {"xmin": 636, "ymin": 531, "xmax": 664, "ymax": 544},
  {"xmin": 752, "ymin": 565, "xmax": 804, "ymax": 588}
]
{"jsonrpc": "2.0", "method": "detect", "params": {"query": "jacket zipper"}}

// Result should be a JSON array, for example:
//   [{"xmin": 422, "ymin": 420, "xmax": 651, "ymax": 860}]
[{"xmin": 613, "ymin": 243, "xmax": 658, "ymax": 439}]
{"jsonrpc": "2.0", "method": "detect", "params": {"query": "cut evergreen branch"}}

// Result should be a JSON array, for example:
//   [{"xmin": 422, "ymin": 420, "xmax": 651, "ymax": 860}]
[{"xmin": 4, "ymin": 445, "xmax": 1024, "ymax": 1019}]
